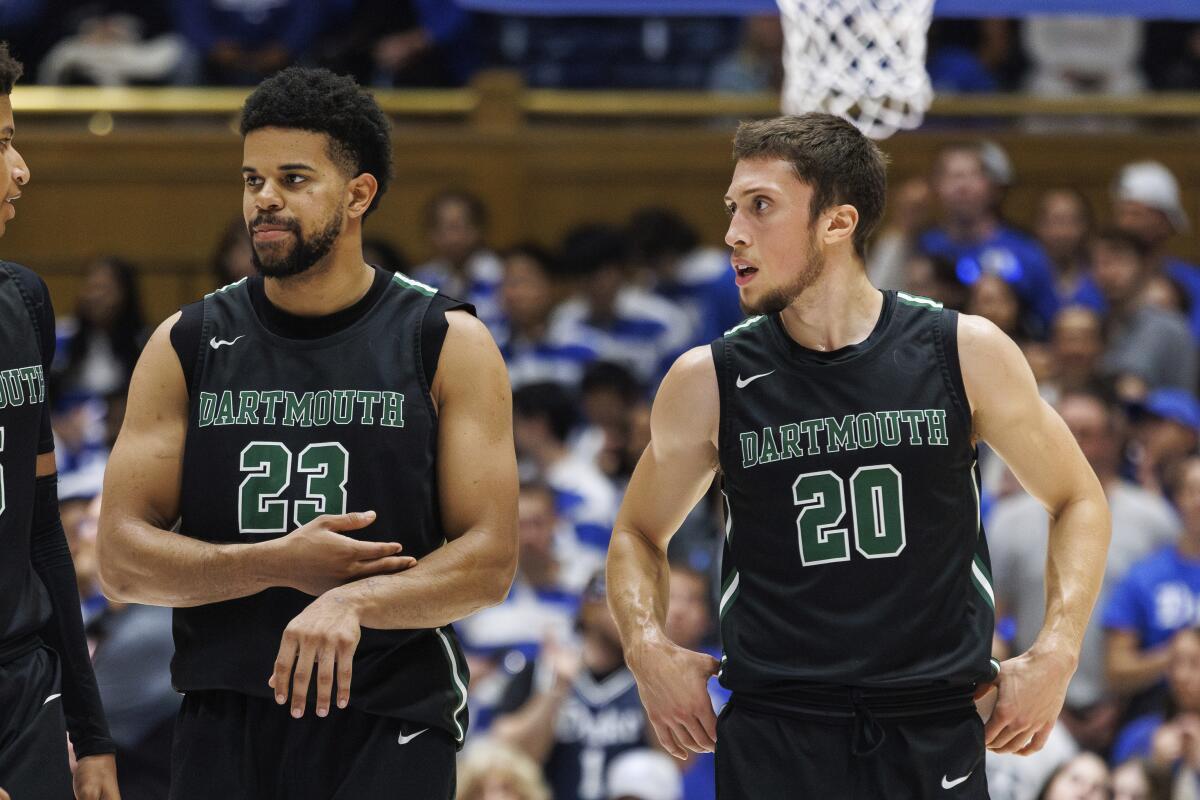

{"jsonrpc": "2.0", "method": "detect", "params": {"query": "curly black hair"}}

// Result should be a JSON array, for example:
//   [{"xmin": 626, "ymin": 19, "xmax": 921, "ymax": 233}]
[
  {"xmin": 0, "ymin": 42, "xmax": 24, "ymax": 95},
  {"xmin": 240, "ymin": 67, "xmax": 392, "ymax": 217}
]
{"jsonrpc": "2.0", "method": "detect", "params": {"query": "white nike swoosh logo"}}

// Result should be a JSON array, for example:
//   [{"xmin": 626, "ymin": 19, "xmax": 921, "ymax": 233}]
[
  {"xmin": 942, "ymin": 772, "xmax": 972, "ymax": 789},
  {"xmin": 397, "ymin": 727, "xmax": 428, "ymax": 745},
  {"xmin": 43, "ymin": 693, "xmax": 61, "ymax": 705},
  {"xmin": 209, "ymin": 335, "xmax": 245, "ymax": 350},
  {"xmin": 736, "ymin": 370, "xmax": 775, "ymax": 389}
]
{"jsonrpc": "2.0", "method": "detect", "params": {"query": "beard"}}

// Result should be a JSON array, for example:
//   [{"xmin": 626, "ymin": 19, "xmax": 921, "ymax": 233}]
[
  {"xmin": 249, "ymin": 210, "xmax": 344, "ymax": 279},
  {"xmin": 740, "ymin": 237, "xmax": 827, "ymax": 316}
]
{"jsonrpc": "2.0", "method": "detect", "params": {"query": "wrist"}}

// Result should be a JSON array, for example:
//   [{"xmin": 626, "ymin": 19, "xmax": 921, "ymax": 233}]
[
  {"xmin": 624, "ymin": 627, "xmax": 670, "ymax": 672},
  {"xmin": 1029, "ymin": 632, "xmax": 1081, "ymax": 671},
  {"xmin": 320, "ymin": 584, "xmax": 368, "ymax": 620},
  {"xmin": 241, "ymin": 539, "xmax": 292, "ymax": 590}
]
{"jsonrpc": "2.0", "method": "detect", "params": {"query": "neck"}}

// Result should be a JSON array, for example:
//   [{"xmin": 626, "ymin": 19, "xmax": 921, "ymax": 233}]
[
  {"xmin": 777, "ymin": 261, "xmax": 883, "ymax": 352},
  {"xmin": 262, "ymin": 234, "xmax": 373, "ymax": 317}
]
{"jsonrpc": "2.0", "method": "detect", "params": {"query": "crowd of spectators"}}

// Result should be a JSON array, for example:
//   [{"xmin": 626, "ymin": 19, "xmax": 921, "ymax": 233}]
[
  {"xmin": 3, "ymin": 5, "xmax": 1200, "ymax": 93},
  {"xmin": 38, "ymin": 137, "xmax": 1200, "ymax": 799}
]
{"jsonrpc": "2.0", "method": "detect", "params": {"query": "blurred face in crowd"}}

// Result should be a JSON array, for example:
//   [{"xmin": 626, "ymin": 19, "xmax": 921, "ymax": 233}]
[
  {"xmin": 1058, "ymin": 395, "xmax": 1118, "ymax": 479},
  {"xmin": 1173, "ymin": 459, "xmax": 1200, "ymax": 536},
  {"xmin": 1110, "ymin": 761, "xmax": 1151, "ymax": 800},
  {"xmin": 666, "ymin": 568, "xmax": 712, "ymax": 651},
  {"xmin": 724, "ymin": 157, "xmax": 829, "ymax": 316},
  {"xmin": 501, "ymin": 252, "xmax": 555, "ymax": 333},
  {"xmin": 966, "ymin": 275, "xmax": 1020, "ymax": 338},
  {"xmin": 1169, "ymin": 628, "xmax": 1200, "ymax": 713},
  {"xmin": 1036, "ymin": 190, "xmax": 1089, "ymax": 265},
  {"xmin": 1051, "ymin": 307, "xmax": 1103, "ymax": 388},
  {"xmin": 242, "ymin": 128, "xmax": 351, "ymax": 279},
  {"xmin": 1042, "ymin": 752, "xmax": 1110, "ymax": 800},
  {"xmin": 933, "ymin": 148, "xmax": 993, "ymax": 226},
  {"xmin": 1142, "ymin": 274, "xmax": 1188, "ymax": 315},
  {"xmin": 1114, "ymin": 199, "xmax": 1174, "ymax": 250},
  {"xmin": 465, "ymin": 773, "xmax": 529, "ymax": 800},
  {"xmin": 1138, "ymin": 415, "xmax": 1200, "ymax": 466},
  {"xmin": 0, "ymin": 95, "xmax": 29, "ymax": 238},
  {"xmin": 578, "ymin": 596, "xmax": 624, "ymax": 670},
  {"xmin": 429, "ymin": 197, "xmax": 482, "ymax": 267},
  {"xmin": 79, "ymin": 259, "xmax": 126, "ymax": 328},
  {"xmin": 517, "ymin": 486, "xmax": 558, "ymax": 568},
  {"xmin": 1092, "ymin": 239, "xmax": 1145, "ymax": 305}
]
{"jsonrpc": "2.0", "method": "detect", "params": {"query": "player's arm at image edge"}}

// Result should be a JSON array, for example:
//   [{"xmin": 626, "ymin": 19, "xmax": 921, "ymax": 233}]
[
  {"xmin": 96, "ymin": 313, "xmax": 282, "ymax": 606},
  {"xmin": 607, "ymin": 345, "xmax": 720, "ymax": 653},
  {"xmin": 325, "ymin": 310, "xmax": 519, "ymax": 629},
  {"xmin": 960, "ymin": 313, "xmax": 1111, "ymax": 665}
]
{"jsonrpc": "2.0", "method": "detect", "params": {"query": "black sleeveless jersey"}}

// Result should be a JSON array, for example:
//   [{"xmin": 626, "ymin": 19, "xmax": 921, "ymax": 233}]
[
  {"xmin": 711, "ymin": 290, "xmax": 997, "ymax": 699},
  {"xmin": 174, "ymin": 272, "xmax": 471, "ymax": 744},
  {"xmin": 0, "ymin": 263, "xmax": 53, "ymax": 649}
]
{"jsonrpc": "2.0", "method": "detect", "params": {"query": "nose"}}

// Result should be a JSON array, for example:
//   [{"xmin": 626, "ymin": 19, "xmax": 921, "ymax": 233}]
[
  {"xmin": 11, "ymin": 146, "xmax": 29, "ymax": 187},
  {"xmin": 256, "ymin": 179, "xmax": 283, "ymax": 211},
  {"xmin": 725, "ymin": 212, "xmax": 749, "ymax": 249}
]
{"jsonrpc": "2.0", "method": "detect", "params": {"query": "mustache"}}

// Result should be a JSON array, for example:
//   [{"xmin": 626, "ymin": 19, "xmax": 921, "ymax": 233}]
[{"xmin": 248, "ymin": 215, "xmax": 300, "ymax": 234}]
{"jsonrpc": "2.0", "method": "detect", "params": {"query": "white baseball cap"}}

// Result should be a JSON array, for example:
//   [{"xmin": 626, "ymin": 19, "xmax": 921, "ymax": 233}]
[
  {"xmin": 606, "ymin": 749, "xmax": 683, "ymax": 800},
  {"xmin": 1114, "ymin": 160, "xmax": 1190, "ymax": 233}
]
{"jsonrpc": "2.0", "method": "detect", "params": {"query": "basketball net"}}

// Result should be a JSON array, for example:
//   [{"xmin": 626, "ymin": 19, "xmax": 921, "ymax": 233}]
[{"xmin": 774, "ymin": 0, "xmax": 935, "ymax": 139}]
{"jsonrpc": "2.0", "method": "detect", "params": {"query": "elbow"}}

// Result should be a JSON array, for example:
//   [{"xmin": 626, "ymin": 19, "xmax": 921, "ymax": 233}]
[
  {"xmin": 480, "ymin": 534, "xmax": 518, "ymax": 609},
  {"xmin": 97, "ymin": 561, "xmax": 131, "ymax": 603},
  {"xmin": 96, "ymin": 529, "xmax": 136, "ymax": 603}
]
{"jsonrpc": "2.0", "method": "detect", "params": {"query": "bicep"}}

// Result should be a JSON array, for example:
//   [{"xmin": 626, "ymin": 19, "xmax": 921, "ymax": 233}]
[
  {"xmin": 615, "ymin": 347, "xmax": 719, "ymax": 550},
  {"xmin": 100, "ymin": 315, "xmax": 189, "ymax": 531},
  {"xmin": 961, "ymin": 315, "xmax": 1097, "ymax": 515},
  {"xmin": 434, "ymin": 312, "xmax": 518, "ymax": 542}
]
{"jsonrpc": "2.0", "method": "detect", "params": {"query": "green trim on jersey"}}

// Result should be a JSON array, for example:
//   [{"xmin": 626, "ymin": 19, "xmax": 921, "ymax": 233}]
[
  {"xmin": 434, "ymin": 627, "xmax": 469, "ymax": 743},
  {"xmin": 205, "ymin": 276, "xmax": 248, "ymax": 299},
  {"xmin": 989, "ymin": 657, "xmax": 1001, "ymax": 680},
  {"xmin": 724, "ymin": 315, "xmax": 765, "ymax": 337},
  {"xmin": 896, "ymin": 291, "xmax": 943, "ymax": 310},
  {"xmin": 392, "ymin": 272, "xmax": 438, "ymax": 297},
  {"xmin": 970, "ymin": 556, "xmax": 995, "ymax": 610},
  {"xmin": 719, "ymin": 569, "xmax": 741, "ymax": 620}
]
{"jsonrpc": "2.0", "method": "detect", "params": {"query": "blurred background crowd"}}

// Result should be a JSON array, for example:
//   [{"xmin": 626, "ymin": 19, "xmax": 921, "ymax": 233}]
[
  {"xmin": 8, "ymin": 6, "xmax": 1200, "ymax": 800},
  {"xmin": 4, "ymin": 3, "xmax": 1200, "ymax": 95}
]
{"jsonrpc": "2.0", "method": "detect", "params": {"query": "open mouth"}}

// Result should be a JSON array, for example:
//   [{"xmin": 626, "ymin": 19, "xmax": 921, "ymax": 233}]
[{"xmin": 734, "ymin": 263, "xmax": 758, "ymax": 286}]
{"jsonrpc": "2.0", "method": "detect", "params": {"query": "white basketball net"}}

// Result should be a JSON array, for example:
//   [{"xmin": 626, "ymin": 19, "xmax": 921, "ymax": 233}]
[{"xmin": 774, "ymin": 0, "xmax": 935, "ymax": 140}]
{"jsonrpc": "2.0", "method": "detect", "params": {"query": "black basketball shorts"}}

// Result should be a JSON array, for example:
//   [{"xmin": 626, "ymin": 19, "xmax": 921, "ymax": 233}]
[
  {"xmin": 169, "ymin": 690, "xmax": 456, "ymax": 800},
  {"xmin": 0, "ymin": 646, "xmax": 73, "ymax": 800},
  {"xmin": 715, "ymin": 699, "xmax": 988, "ymax": 800}
]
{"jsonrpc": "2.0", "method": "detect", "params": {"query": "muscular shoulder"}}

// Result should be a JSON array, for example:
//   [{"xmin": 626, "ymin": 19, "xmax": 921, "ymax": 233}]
[
  {"xmin": 651, "ymin": 346, "xmax": 719, "ymax": 452},
  {"xmin": 431, "ymin": 309, "xmax": 507, "ymax": 407},
  {"xmin": 956, "ymin": 313, "xmax": 1035, "ymax": 415}
]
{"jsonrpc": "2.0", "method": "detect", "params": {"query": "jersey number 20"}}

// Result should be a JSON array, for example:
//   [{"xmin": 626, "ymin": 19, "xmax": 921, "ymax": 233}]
[
  {"xmin": 238, "ymin": 441, "xmax": 349, "ymax": 534},
  {"xmin": 793, "ymin": 465, "xmax": 905, "ymax": 565}
]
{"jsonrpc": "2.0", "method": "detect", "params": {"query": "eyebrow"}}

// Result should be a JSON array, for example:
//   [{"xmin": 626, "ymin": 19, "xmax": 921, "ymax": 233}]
[
  {"xmin": 723, "ymin": 186, "xmax": 775, "ymax": 202},
  {"xmin": 241, "ymin": 163, "xmax": 316, "ymax": 174}
]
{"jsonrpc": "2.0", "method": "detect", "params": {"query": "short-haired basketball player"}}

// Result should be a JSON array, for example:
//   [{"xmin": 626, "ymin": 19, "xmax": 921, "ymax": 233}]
[
  {"xmin": 97, "ymin": 68, "xmax": 518, "ymax": 798},
  {"xmin": 0, "ymin": 43, "xmax": 120, "ymax": 800},
  {"xmin": 606, "ymin": 114, "xmax": 1111, "ymax": 798}
]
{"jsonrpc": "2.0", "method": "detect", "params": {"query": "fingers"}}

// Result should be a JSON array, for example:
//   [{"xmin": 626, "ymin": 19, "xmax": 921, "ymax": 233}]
[
  {"xmin": 354, "ymin": 556, "xmax": 416, "ymax": 576},
  {"xmin": 290, "ymin": 639, "xmax": 317, "ymax": 718},
  {"xmin": 699, "ymin": 704, "xmax": 719, "ymax": 744},
  {"xmin": 336, "ymin": 638, "xmax": 355, "ymax": 710},
  {"xmin": 650, "ymin": 718, "xmax": 689, "ymax": 760},
  {"xmin": 679, "ymin": 714, "xmax": 716, "ymax": 753},
  {"xmin": 270, "ymin": 635, "xmax": 298, "ymax": 705},
  {"xmin": 322, "ymin": 510, "xmax": 377, "ymax": 532},
  {"xmin": 1017, "ymin": 722, "xmax": 1053, "ymax": 756},
  {"xmin": 353, "ymin": 541, "xmax": 405, "ymax": 560},
  {"xmin": 315, "ymin": 646, "xmax": 335, "ymax": 717}
]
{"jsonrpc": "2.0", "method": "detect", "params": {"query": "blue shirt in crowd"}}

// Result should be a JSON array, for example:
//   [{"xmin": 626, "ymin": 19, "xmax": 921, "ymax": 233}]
[
  {"xmin": 1103, "ymin": 545, "xmax": 1200, "ymax": 650},
  {"xmin": 1165, "ymin": 257, "xmax": 1200, "ymax": 341}
]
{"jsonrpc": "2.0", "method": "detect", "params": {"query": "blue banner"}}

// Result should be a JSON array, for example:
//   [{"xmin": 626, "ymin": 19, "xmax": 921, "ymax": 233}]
[{"xmin": 456, "ymin": 0, "xmax": 1200, "ymax": 19}]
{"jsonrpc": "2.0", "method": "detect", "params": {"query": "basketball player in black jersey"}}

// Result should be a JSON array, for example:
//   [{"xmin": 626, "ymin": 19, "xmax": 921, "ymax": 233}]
[
  {"xmin": 0, "ymin": 43, "xmax": 121, "ymax": 800},
  {"xmin": 97, "ymin": 68, "xmax": 517, "ymax": 798},
  {"xmin": 607, "ymin": 114, "xmax": 1112, "ymax": 798}
]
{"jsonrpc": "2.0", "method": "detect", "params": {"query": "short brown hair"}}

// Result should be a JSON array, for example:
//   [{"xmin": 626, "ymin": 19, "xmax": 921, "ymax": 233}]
[
  {"xmin": 0, "ymin": 43, "xmax": 23, "ymax": 95},
  {"xmin": 733, "ymin": 113, "xmax": 888, "ymax": 258}
]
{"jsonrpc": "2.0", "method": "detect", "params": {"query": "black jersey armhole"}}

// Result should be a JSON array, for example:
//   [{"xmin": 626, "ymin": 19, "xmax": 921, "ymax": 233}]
[
  {"xmin": 936, "ymin": 308, "xmax": 971, "ymax": 423},
  {"xmin": 170, "ymin": 300, "xmax": 206, "ymax": 397},
  {"xmin": 420, "ymin": 293, "xmax": 476, "ymax": 387},
  {"xmin": 710, "ymin": 337, "xmax": 730, "ymax": 473}
]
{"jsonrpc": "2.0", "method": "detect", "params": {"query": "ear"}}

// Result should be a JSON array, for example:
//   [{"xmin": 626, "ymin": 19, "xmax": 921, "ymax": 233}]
[
  {"xmin": 346, "ymin": 173, "xmax": 379, "ymax": 219},
  {"xmin": 822, "ymin": 204, "xmax": 859, "ymax": 248}
]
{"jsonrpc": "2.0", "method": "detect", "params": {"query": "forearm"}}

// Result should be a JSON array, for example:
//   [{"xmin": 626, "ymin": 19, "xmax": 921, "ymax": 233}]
[
  {"xmin": 1036, "ymin": 490, "xmax": 1112, "ymax": 660},
  {"xmin": 29, "ymin": 476, "xmax": 114, "ymax": 758},
  {"xmin": 491, "ymin": 686, "xmax": 568, "ymax": 763},
  {"xmin": 99, "ymin": 517, "xmax": 277, "ymax": 607},
  {"xmin": 327, "ymin": 528, "xmax": 512, "ymax": 630},
  {"xmin": 606, "ymin": 525, "xmax": 672, "ymax": 657}
]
